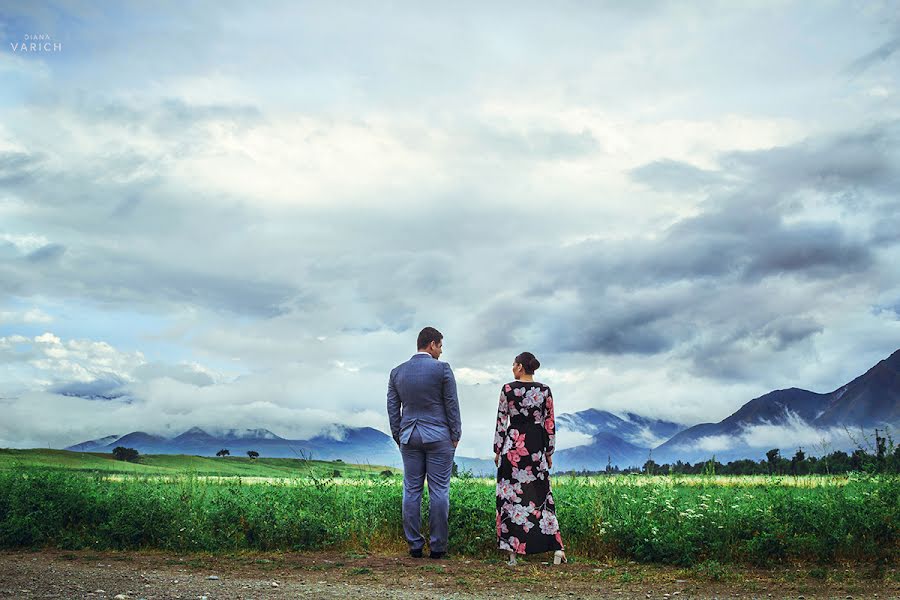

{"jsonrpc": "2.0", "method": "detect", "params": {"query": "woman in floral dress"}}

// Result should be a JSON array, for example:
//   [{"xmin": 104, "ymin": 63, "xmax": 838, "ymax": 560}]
[{"xmin": 494, "ymin": 351, "xmax": 566, "ymax": 565}]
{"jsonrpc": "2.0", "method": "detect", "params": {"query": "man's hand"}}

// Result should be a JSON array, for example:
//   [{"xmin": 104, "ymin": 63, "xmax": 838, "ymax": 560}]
[
  {"xmin": 547, "ymin": 454, "xmax": 553, "ymax": 469},
  {"xmin": 452, "ymin": 439, "xmax": 459, "ymax": 448}
]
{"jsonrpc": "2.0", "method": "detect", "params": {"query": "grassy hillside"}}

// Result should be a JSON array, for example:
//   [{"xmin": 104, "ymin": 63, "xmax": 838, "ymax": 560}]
[{"xmin": 0, "ymin": 448, "xmax": 392, "ymax": 478}]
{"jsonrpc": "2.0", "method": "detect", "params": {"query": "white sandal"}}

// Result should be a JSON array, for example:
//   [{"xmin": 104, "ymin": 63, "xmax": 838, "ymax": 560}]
[
  {"xmin": 553, "ymin": 550, "xmax": 567, "ymax": 564},
  {"xmin": 507, "ymin": 551, "xmax": 517, "ymax": 566}
]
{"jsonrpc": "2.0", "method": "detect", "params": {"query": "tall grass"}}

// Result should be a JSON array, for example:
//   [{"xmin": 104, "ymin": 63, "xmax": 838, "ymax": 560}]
[{"xmin": 0, "ymin": 468, "xmax": 896, "ymax": 566}]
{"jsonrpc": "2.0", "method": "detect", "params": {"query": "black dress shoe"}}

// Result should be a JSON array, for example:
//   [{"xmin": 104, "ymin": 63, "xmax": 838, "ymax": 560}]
[
  {"xmin": 429, "ymin": 551, "xmax": 446, "ymax": 559},
  {"xmin": 409, "ymin": 549, "xmax": 423, "ymax": 558}
]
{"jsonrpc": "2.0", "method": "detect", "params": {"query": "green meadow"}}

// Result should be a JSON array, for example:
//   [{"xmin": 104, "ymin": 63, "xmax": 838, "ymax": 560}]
[
  {"xmin": 0, "ymin": 449, "xmax": 897, "ymax": 568},
  {"xmin": 0, "ymin": 448, "xmax": 390, "ymax": 478}
]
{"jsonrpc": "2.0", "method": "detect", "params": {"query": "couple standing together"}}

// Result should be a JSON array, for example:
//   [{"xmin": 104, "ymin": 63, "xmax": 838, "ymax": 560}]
[{"xmin": 386, "ymin": 326, "xmax": 566, "ymax": 565}]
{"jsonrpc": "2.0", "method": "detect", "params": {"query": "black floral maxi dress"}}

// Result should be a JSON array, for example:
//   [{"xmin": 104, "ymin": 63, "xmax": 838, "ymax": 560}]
[{"xmin": 494, "ymin": 381, "xmax": 564, "ymax": 555}]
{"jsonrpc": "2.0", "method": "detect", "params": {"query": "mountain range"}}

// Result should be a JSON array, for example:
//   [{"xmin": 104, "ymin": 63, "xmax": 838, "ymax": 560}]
[
  {"xmin": 65, "ymin": 425, "xmax": 402, "ymax": 468},
  {"xmin": 64, "ymin": 349, "xmax": 900, "ymax": 474}
]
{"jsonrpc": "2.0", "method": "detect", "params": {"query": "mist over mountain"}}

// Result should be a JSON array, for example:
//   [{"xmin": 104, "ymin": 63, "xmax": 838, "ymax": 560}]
[{"xmin": 652, "ymin": 349, "xmax": 900, "ymax": 464}]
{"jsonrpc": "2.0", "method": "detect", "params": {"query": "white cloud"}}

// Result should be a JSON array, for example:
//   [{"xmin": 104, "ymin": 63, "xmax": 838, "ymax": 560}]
[
  {"xmin": 684, "ymin": 412, "xmax": 862, "ymax": 457},
  {"xmin": 0, "ymin": 234, "xmax": 51, "ymax": 253},
  {"xmin": 455, "ymin": 367, "xmax": 501, "ymax": 386},
  {"xmin": 738, "ymin": 412, "xmax": 852, "ymax": 451},
  {"xmin": 554, "ymin": 431, "xmax": 594, "ymax": 451},
  {"xmin": 627, "ymin": 426, "xmax": 671, "ymax": 449},
  {"xmin": 0, "ymin": 308, "xmax": 52, "ymax": 324},
  {"xmin": 691, "ymin": 435, "xmax": 735, "ymax": 453}
]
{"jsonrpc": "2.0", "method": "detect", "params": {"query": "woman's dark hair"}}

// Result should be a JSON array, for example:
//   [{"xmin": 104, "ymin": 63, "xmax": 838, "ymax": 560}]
[
  {"xmin": 515, "ymin": 352, "xmax": 541, "ymax": 375},
  {"xmin": 417, "ymin": 326, "xmax": 443, "ymax": 350}
]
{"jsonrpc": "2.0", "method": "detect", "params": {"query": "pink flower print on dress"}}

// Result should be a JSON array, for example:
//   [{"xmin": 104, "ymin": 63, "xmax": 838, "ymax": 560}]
[
  {"xmin": 544, "ymin": 417, "xmax": 555, "ymax": 434},
  {"xmin": 506, "ymin": 430, "xmax": 529, "ymax": 466},
  {"xmin": 513, "ymin": 386, "xmax": 525, "ymax": 397},
  {"xmin": 512, "ymin": 465, "xmax": 536, "ymax": 484},
  {"xmin": 508, "ymin": 503, "xmax": 531, "ymax": 525},
  {"xmin": 521, "ymin": 386, "xmax": 544, "ymax": 408},
  {"xmin": 539, "ymin": 510, "xmax": 560, "ymax": 535},
  {"xmin": 496, "ymin": 512, "xmax": 509, "ymax": 536},
  {"xmin": 512, "ymin": 537, "xmax": 527, "ymax": 554},
  {"xmin": 504, "ymin": 384, "xmax": 512, "ymax": 392},
  {"xmin": 497, "ymin": 478, "xmax": 522, "ymax": 502}
]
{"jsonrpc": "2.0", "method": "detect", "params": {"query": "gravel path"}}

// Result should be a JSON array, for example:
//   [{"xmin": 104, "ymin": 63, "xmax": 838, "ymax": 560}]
[{"xmin": 0, "ymin": 548, "xmax": 894, "ymax": 599}]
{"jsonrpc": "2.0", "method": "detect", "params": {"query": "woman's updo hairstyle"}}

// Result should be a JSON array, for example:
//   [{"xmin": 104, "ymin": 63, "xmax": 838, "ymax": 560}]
[{"xmin": 515, "ymin": 352, "xmax": 541, "ymax": 375}]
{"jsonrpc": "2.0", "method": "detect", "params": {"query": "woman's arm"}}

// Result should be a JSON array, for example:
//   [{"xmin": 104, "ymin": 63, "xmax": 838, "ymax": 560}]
[
  {"xmin": 544, "ymin": 387, "xmax": 556, "ymax": 468},
  {"xmin": 493, "ymin": 387, "xmax": 510, "ymax": 466}
]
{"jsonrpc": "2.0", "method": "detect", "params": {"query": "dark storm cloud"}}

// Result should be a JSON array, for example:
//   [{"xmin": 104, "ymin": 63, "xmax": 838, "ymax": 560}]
[
  {"xmin": 764, "ymin": 317, "xmax": 824, "ymax": 351},
  {"xmin": 26, "ymin": 243, "xmax": 65, "ymax": 262},
  {"xmin": 845, "ymin": 32, "xmax": 900, "ymax": 75},
  {"xmin": 630, "ymin": 159, "xmax": 725, "ymax": 192},
  {"xmin": 550, "ymin": 203, "xmax": 873, "ymax": 292},
  {"xmin": 720, "ymin": 126, "xmax": 900, "ymax": 196},
  {"xmin": 2, "ymin": 248, "xmax": 299, "ymax": 318},
  {"xmin": 0, "ymin": 151, "xmax": 42, "ymax": 186},
  {"xmin": 65, "ymin": 95, "xmax": 264, "ymax": 136},
  {"xmin": 50, "ymin": 376, "xmax": 128, "ymax": 400},
  {"xmin": 547, "ymin": 300, "xmax": 679, "ymax": 355},
  {"xmin": 743, "ymin": 222, "xmax": 872, "ymax": 279}
]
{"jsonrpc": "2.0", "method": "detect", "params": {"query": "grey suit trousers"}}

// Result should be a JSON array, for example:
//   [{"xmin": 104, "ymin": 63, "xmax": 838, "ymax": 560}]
[{"xmin": 399, "ymin": 427, "xmax": 455, "ymax": 553}]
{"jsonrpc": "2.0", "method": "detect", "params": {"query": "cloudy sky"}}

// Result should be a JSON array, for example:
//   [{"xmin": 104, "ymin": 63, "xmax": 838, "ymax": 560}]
[{"xmin": 1, "ymin": 1, "xmax": 898, "ymax": 458}]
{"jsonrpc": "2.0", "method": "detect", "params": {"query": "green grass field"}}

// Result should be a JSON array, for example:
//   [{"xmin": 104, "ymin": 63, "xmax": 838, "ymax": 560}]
[
  {"xmin": 0, "ymin": 448, "xmax": 392, "ymax": 479},
  {"xmin": 0, "ymin": 450, "xmax": 897, "ymax": 568}
]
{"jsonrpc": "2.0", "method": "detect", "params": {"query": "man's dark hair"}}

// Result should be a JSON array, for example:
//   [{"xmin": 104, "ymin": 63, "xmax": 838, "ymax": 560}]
[{"xmin": 417, "ymin": 326, "xmax": 443, "ymax": 350}]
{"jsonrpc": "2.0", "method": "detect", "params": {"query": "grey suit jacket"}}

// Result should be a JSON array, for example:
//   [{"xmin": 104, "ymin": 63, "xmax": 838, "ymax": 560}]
[{"xmin": 387, "ymin": 353, "xmax": 462, "ymax": 445}]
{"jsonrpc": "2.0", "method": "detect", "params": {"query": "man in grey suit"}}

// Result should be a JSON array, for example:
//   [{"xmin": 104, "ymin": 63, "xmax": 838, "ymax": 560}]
[{"xmin": 386, "ymin": 326, "xmax": 462, "ymax": 559}]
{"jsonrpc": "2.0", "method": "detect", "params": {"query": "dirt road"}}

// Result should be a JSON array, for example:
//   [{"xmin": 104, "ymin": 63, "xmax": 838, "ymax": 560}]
[{"xmin": 0, "ymin": 548, "xmax": 894, "ymax": 599}]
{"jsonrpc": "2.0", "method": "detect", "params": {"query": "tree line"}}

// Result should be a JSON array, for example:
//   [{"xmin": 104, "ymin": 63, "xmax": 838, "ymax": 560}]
[{"xmin": 565, "ymin": 429, "xmax": 900, "ymax": 476}]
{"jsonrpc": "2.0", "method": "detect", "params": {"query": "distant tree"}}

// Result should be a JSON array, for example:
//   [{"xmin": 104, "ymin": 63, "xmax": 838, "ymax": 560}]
[
  {"xmin": 216, "ymin": 449, "xmax": 230, "ymax": 457},
  {"xmin": 112, "ymin": 446, "xmax": 139, "ymax": 462},
  {"xmin": 642, "ymin": 459, "xmax": 658, "ymax": 475},
  {"xmin": 247, "ymin": 450, "xmax": 259, "ymax": 459},
  {"xmin": 332, "ymin": 470, "xmax": 341, "ymax": 478},
  {"xmin": 875, "ymin": 429, "xmax": 887, "ymax": 472},
  {"xmin": 452, "ymin": 461, "xmax": 459, "ymax": 477},
  {"xmin": 380, "ymin": 469, "xmax": 393, "ymax": 477},
  {"xmin": 766, "ymin": 449, "xmax": 780, "ymax": 474},
  {"xmin": 791, "ymin": 447, "xmax": 806, "ymax": 475},
  {"xmin": 850, "ymin": 448, "xmax": 866, "ymax": 472}
]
